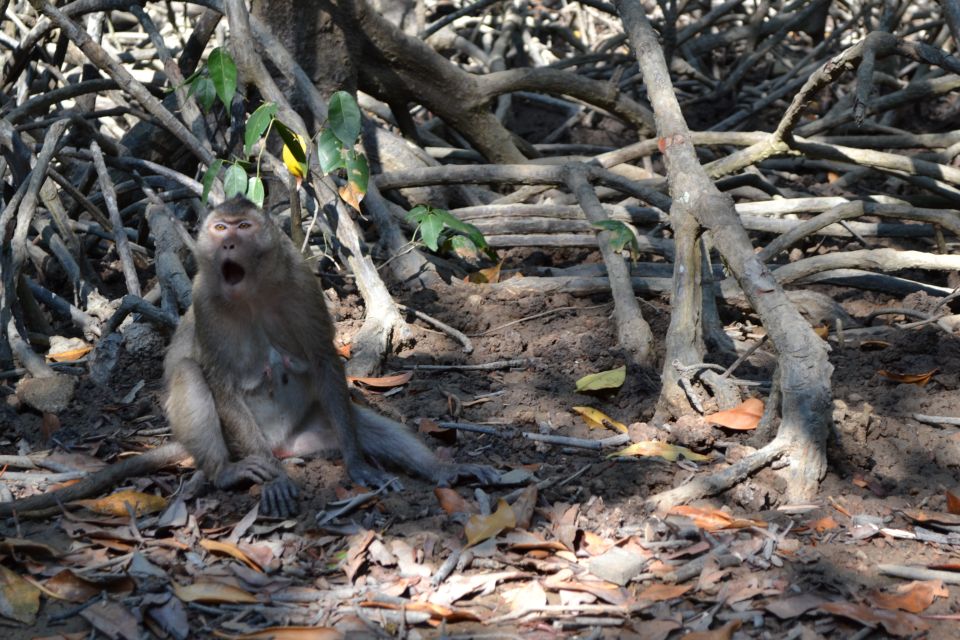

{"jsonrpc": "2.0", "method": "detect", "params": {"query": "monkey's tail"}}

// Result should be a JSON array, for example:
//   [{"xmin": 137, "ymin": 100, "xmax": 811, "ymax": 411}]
[
  {"xmin": 0, "ymin": 442, "xmax": 188, "ymax": 518},
  {"xmin": 353, "ymin": 406, "xmax": 444, "ymax": 481}
]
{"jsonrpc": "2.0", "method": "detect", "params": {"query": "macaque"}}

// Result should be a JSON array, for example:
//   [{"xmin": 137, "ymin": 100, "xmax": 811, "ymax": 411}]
[
  {"xmin": 0, "ymin": 197, "xmax": 496, "ymax": 519},
  {"xmin": 163, "ymin": 196, "xmax": 497, "ymax": 516}
]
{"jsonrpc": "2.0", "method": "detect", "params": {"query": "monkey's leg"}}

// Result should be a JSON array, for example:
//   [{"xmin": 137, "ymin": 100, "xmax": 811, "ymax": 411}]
[
  {"xmin": 214, "ymin": 387, "xmax": 300, "ymax": 518},
  {"xmin": 0, "ymin": 443, "xmax": 186, "ymax": 518},
  {"xmin": 353, "ymin": 406, "xmax": 500, "ymax": 485}
]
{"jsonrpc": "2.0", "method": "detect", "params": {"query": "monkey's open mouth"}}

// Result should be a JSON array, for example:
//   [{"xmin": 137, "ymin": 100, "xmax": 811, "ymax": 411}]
[{"xmin": 222, "ymin": 260, "xmax": 246, "ymax": 285}]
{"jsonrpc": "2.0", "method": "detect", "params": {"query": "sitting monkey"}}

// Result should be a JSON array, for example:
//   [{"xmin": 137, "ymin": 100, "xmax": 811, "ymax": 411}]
[{"xmin": 0, "ymin": 197, "xmax": 496, "ymax": 518}]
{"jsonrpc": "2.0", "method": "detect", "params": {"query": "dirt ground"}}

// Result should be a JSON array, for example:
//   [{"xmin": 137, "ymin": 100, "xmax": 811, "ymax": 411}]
[{"xmin": 2, "ymin": 238, "xmax": 960, "ymax": 638}]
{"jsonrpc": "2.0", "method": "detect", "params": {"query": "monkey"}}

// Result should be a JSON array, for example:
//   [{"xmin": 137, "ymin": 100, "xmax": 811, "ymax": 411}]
[{"xmin": 0, "ymin": 196, "xmax": 497, "ymax": 519}]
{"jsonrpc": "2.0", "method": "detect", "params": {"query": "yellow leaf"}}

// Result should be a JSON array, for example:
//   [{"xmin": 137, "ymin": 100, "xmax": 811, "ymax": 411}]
[
  {"xmin": 609, "ymin": 440, "xmax": 710, "ymax": 462},
  {"xmin": 705, "ymin": 397, "xmax": 764, "ymax": 431},
  {"xmin": 669, "ymin": 505, "xmax": 766, "ymax": 531},
  {"xmin": 571, "ymin": 406, "xmax": 627, "ymax": 433},
  {"xmin": 172, "ymin": 581, "xmax": 258, "ymax": 604},
  {"xmin": 878, "ymin": 368, "xmax": 938, "ymax": 386},
  {"xmin": 213, "ymin": 628, "xmax": 343, "ymax": 640},
  {"xmin": 46, "ymin": 345, "xmax": 93, "ymax": 362},
  {"xmin": 283, "ymin": 134, "xmax": 308, "ymax": 179},
  {"xmin": 0, "ymin": 565, "xmax": 40, "ymax": 624},
  {"xmin": 338, "ymin": 182, "xmax": 364, "ymax": 211},
  {"xmin": 465, "ymin": 499, "xmax": 516, "ymax": 547},
  {"xmin": 72, "ymin": 489, "xmax": 167, "ymax": 516},
  {"xmin": 575, "ymin": 366, "xmax": 626, "ymax": 392},
  {"xmin": 199, "ymin": 539, "xmax": 262, "ymax": 572},
  {"xmin": 466, "ymin": 262, "xmax": 503, "ymax": 284},
  {"xmin": 346, "ymin": 371, "xmax": 413, "ymax": 389}
]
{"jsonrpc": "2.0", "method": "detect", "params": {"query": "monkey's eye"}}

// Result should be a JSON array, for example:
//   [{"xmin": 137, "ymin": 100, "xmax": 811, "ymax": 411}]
[
  {"xmin": 238, "ymin": 221, "xmax": 252, "ymax": 230},
  {"xmin": 213, "ymin": 222, "xmax": 227, "ymax": 232}
]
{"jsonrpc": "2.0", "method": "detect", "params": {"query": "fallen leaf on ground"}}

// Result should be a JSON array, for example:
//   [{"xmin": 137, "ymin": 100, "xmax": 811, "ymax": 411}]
[
  {"xmin": 214, "ymin": 629, "xmax": 343, "ymax": 640},
  {"xmin": 434, "ymin": 487, "xmax": 475, "ymax": 515},
  {"xmin": 877, "ymin": 368, "xmax": 937, "ymax": 386},
  {"xmin": 575, "ymin": 366, "xmax": 626, "ymax": 392},
  {"xmin": 347, "ymin": 372, "xmax": 413, "ymax": 388},
  {"xmin": 0, "ymin": 537, "xmax": 58, "ymax": 559},
  {"xmin": 637, "ymin": 583, "xmax": 693, "ymax": 602},
  {"xmin": 466, "ymin": 261, "xmax": 502, "ymax": 284},
  {"xmin": 200, "ymin": 539, "xmax": 263, "ymax": 572},
  {"xmin": 683, "ymin": 620, "xmax": 741, "ymax": 640},
  {"xmin": 610, "ymin": 440, "xmax": 711, "ymax": 462},
  {"xmin": 360, "ymin": 600, "xmax": 481, "ymax": 623},
  {"xmin": 669, "ymin": 505, "xmax": 767, "ymax": 531},
  {"xmin": 821, "ymin": 601, "xmax": 929, "ymax": 636},
  {"xmin": 0, "ymin": 565, "xmax": 39, "ymax": 624},
  {"xmin": 79, "ymin": 599, "xmax": 139, "ymax": 640},
  {"xmin": 501, "ymin": 581, "xmax": 547, "ymax": 612},
  {"xmin": 946, "ymin": 490, "xmax": 960, "ymax": 515},
  {"xmin": 809, "ymin": 516, "xmax": 840, "ymax": 533},
  {"xmin": 705, "ymin": 398, "xmax": 764, "ymax": 430},
  {"xmin": 172, "ymin": 581, "xmax": 258, "ymax": 604},
  {"xmin": 46, "ymin": 345, "xmax": 93, "ymax": 362},
  {"xmin": 765, "ymin": 593, "xmax": 828, "ymax": 619},
  {"xmin": 868, "ymin": 580, "xmax": 948, "ymax": 613},
  {"xmin": 465, "ymin": 499, "xmax": 516, "ymax": 546},
  {"xmin": 572, "ymin": 406, "xmax": 627, "ymax": 433},
  {"xmin": 72, "ymin": 489, "xmax": 167, "ymax": 516},
  {"xmin": 43, "ymin": 569, "xmax": 134, "ymax": 602}
]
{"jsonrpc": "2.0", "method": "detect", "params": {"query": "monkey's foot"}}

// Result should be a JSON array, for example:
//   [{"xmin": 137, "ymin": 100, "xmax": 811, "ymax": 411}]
[
  {"xmin": 260, "ymin": 476, "xmax": 300, "ymax": 518},
  {"xmin": 215, "ymin": 456, "xmax": 283, "ymax": 489},
  {"xmin": 348, "ymin": 461, "xmax": 401, "ymax": 491},
  {"xmin": 436, "ymin": 463, "xmax": 500, "ymax": 486}
]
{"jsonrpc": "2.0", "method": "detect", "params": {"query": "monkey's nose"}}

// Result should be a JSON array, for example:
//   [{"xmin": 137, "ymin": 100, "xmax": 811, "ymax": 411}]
[{"xmin": 223, "ymin": 242, "xmax": 236, "ymax": 250}]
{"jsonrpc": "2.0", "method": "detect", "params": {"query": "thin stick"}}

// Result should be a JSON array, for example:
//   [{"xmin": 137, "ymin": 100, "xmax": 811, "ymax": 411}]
[
  {"xmin": 400, "ymin": 358, "xmax": 530, "ymax": 371},
  {"xmin": 398, "ymin": 304, "xmax": 473, "ymax": 353},
  {"xmin": 90, "ymin": 141, "xmax": 140, "ymax": 297}
]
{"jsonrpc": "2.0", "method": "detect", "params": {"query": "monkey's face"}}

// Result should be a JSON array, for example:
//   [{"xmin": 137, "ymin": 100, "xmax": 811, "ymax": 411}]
[{"xmin": 198, "ymin": 212, "xmax": 275, "ymax": 302}]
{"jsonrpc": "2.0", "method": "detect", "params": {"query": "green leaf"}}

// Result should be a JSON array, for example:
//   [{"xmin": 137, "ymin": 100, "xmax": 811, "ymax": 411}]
[
  {"xmin": 575, "ymin": 366, "xmax": 626, "ymax": 392},
  {"xmin": 273, "ymin": 120, "xmax": 306, "ymax": 163},
  {"xmin": 244, "ymin": 102, "xmax": 277, "ymax": 157},
  {"xmin": 406, "ymin": 206, "xmax": 444, "ymax": 251},
  {"xmin": 190, "ymin": 76, "xmax": 216, "ymax": 112},
  {"xmin": 448, "ymin": 234, "xmax": 480, "ymax": 260},
  {"xmin": 345, "ymin": 150, "xmax": 368, "ymax": 194},
  {"xmin": 435, "ymin": 210, "xmax": 490, "ymax": 252},
  {"xmin": 207, "ymin": 47, "xmax": 237, "ymax": 110},
  {"xmin": 246, "ymin": 176, "xmax": 265, "ymax": 207},
  {"xmin": 317, "ymin": 128, "xmax": 345, "ymax": 174},
  {"xmin": 328, "ymin": 91, "xmax": 362, "ymax": 146},
  {"xmin": 224, "ymin": 164, "xmax": 247, "ymax": 199},
  {"xmin": 201, "ymin": 158, "xmax": 224, "ymax": 205},
  {"xmin": 592, "ymin": 220, "xmax": 640, "ymax": 262}
]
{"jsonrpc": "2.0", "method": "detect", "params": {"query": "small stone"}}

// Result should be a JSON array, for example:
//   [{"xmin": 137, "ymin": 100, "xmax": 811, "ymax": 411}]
[
  {"xmin": 15, "ymin": 374, "xmax": 76, "ymax": 413},
  {"xmin": 588, "ymin": 546, "xmax": 646, "ymax": 586}
]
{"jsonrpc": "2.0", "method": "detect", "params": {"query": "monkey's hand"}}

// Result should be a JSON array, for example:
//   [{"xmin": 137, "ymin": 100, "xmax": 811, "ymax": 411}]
[
  {"xmin": 214, "ymin": 456, "xmax": 284, "ymax": 489},
  {"xmin": 348, "ymin": 459, "xmax": 401, "ymax": 491},
  {"xmin": 435, "ymin": 463, "xmax": 501, "ymax": 487},
  {"xmin": 260, "ymin": 475, "xmax": 300, "ymax": 518}
]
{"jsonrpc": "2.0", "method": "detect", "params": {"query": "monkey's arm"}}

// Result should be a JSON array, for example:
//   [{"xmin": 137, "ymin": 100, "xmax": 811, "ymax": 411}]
[
  {"xmin": 167, "ymin": 357, "xmax": 298, "ymax": 516},
  {"xmin": 0, "ymin": 443, "xmax": 186, "ymax": 518}
]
